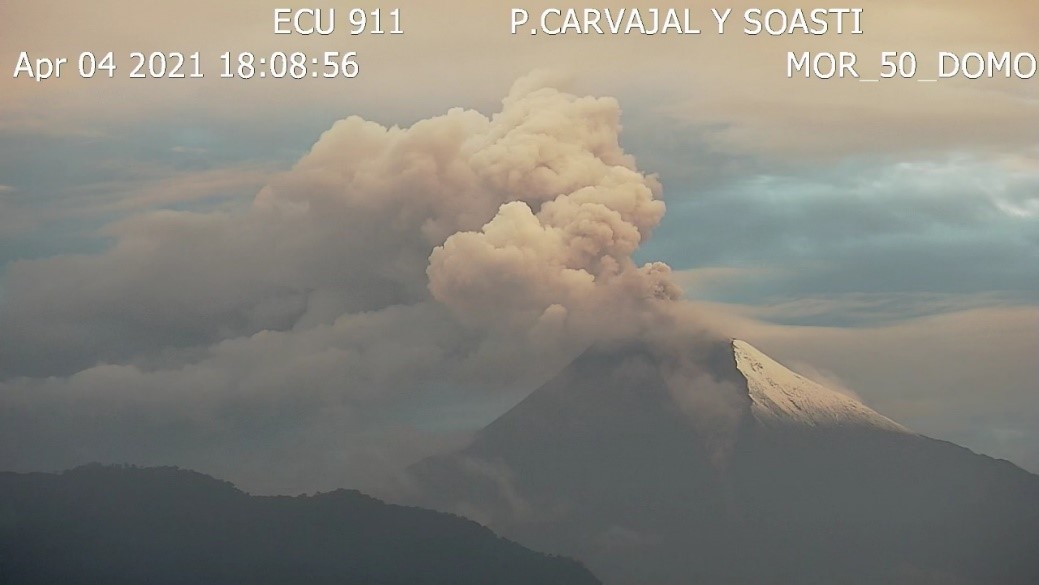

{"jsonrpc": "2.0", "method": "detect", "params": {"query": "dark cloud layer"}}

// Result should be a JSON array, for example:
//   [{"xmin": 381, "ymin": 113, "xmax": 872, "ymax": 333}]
[{"xmin": 642, "ymin": 155, "xmax": 1039, "ymax": 308}]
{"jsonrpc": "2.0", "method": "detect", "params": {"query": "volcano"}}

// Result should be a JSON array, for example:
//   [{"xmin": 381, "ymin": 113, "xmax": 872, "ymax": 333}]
[{"xmin": 409, "ymin": 339, "xmax": 1039, "ymax": 585}]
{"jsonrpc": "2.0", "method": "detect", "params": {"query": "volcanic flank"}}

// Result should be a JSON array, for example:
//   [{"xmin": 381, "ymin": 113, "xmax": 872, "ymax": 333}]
[{"xmin": 409, "ymin": 338, "xmax": 1039, "ymax": 585}]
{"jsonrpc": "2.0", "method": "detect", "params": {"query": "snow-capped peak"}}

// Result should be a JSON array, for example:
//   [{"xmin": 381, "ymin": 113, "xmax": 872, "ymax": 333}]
[{"xmin": 733, "ymin": 340, "xmax": 910, "ymax": 433}]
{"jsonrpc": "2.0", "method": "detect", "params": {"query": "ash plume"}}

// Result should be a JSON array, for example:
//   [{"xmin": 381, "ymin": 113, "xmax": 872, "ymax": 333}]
[{"xmin": 0, "ymin": 73, "xmax": 744, "ymax": 492}]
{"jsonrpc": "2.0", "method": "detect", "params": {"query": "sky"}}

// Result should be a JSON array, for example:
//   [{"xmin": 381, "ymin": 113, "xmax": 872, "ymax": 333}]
[{"xmin": 0, "ymin": 1, "xmax": 1036, "ymax": 493}]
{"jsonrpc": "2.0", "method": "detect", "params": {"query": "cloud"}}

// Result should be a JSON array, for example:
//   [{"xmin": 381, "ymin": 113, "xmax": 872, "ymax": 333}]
[
  {"xmin": 3, "ymin": 71, "xmax": 1035, "ymax": 496},
  {"xmin": 693, "ymin": 290, "xmax": 1027, "ymax": 327},
  {"xmin": 4, "ymin": 0, "xmax": 1037, "ymax": 164},
  {"xmin": 0, "ymin": 74, "xmax": 704, "ymax": 377},
  {"xmin": 427, "ymin": 86, "xmax": 680, "ymax": 336},
  {"xmin": 641, "ymin": 155, "xmax": 1039, "ymax": 310},
  {"xmin": 0, "ymin": 75, "xmax": 741, "ymax": 493},
  {"xmin": 0, "ymin": 189, "xmax": 38, "ymax": 239}
]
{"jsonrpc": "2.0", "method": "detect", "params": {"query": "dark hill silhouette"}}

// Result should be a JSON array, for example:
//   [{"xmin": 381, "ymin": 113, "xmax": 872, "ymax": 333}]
[{"xmin": 0, "ymin": 464, "xmax": 600, "ymax": 585}]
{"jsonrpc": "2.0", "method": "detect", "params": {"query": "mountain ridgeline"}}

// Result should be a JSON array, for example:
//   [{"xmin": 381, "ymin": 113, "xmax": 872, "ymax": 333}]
[
  {"xmin": 3, "ymin": 340, "xmax": 1037, "ymax": 585},
  {"xmin": 409, "ymin": 339, "xmax": 1039, "ymax": 585},
  {"xmin": 0, "ymin": 464, "xmax": 599, "ymax": 585}
]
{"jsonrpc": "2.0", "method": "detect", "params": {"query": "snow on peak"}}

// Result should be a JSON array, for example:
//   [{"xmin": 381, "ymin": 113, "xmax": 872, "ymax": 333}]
[{"xmin": 732, "ymin": 340, "xmax": 910, "ymax": 433}]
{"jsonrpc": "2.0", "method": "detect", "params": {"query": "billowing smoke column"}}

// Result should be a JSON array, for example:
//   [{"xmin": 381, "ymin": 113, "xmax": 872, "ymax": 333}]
[
  {"xmin": 427, "ymin": 75, "xmax": 681, "ymax": 344},
  {"xmin": 422, "ymin": 75, "xmax": 746, "ymax": 461},
  {"xmin": 0, "ymin": 73, "xmax": 745, "ymax": 492}
]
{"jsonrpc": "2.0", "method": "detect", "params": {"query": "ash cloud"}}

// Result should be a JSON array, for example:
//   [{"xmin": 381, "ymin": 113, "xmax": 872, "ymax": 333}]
[{"xmin": 0, "ymin": 73, "xmax": 739, "ymax": 493}]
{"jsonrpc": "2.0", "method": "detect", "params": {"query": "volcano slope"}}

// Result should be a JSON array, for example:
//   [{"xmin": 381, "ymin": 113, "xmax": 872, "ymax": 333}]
[{"xmin": 409, "ymin": 339, "xmax": 1039, "ymax": 585}]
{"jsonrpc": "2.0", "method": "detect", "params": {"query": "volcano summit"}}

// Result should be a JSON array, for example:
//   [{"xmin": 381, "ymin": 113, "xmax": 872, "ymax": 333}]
[{"xmin": 409, "ymin": 339, "xmax": 1039, "ymax": 585}]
